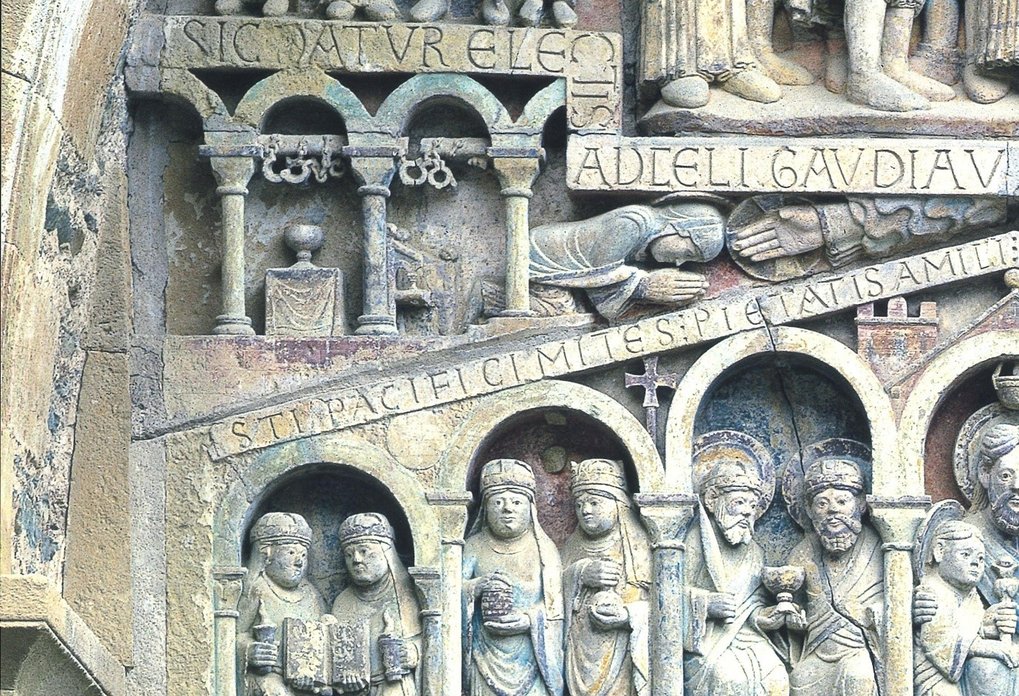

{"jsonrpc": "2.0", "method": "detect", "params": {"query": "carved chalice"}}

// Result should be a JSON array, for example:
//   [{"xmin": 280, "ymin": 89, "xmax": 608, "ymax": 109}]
[
  {"xmin": 762, "ymin": 565, "xmax": 805, "ymax": 615},
  {"xmin": 992, "ymin": 557, "xmax": 1019, "ymax": 644}
]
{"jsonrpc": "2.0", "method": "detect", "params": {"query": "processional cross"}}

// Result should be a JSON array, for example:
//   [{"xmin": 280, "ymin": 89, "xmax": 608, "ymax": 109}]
[{"xmin": 624, "ymin": 356, "xmax": 679, "ymax": 439}]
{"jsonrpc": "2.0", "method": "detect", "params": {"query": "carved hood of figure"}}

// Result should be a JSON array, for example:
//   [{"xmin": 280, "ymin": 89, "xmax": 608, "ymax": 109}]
[
  {"xmin": 463, "ymin": 459, "xmax": 564, "ymax": 696},
  {"xmin": 332, "ymin": 512, "xmax": 422, "ymax": 696},
  {"xmin": 562, "ymin": 458, "xmax": 652, "ymax": 696}
]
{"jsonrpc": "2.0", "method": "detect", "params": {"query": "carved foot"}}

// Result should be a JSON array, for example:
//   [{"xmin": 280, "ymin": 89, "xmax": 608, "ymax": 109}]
[
  {"xmin": 721, "ymin": 68, "xmax": 782, "ymax": 103},
  {"xmin": 847, "ymin": 71, "xmax": 929, "ymax": 112},
  {"xmin": 409, "ymin": 0, "xmax": 449, "ymax": 22},
  {"xmin": 482, "ymin": 0, "xmax": 510, "ymax": 25},
  {"xmin": 912, "ymin": 43, "xmax": 961, "ymax": 85},
  {"xmin": 754, "ymin": 48, "xmax": 815, "ymax": 86},
  {"xmin": 325, "ymin": 0, "xmax": 356, "ymax": 19},
  {"xmin": 214, "ymin": 0, "xmax": 245, "ymax": 15},
  {"xmin": 518, "ymin": 0, "xmax": 544, "ymax": 27},
  {"xmin": 885, "ymin": 66, "xmax": 956, "ymax": 102},
  {"xmin": 963, "ymin": 64, "xmax": 1011, "ymax": 104},
  {"xmin": 660, "ymin": 76, "xmax": 710, "ymax": 108},
  {"xmin": 262, "ymin": 0, "xmax": 288, "ymax": 16},
  {"xmin": 364, "ymin": 0, "xmax": 400, "ymax": 21},
  {"xmin": 824, "ymin": 37, "xmax": 848, "ymax": 94},
  {"xmin": 551, "ymin": 1, "xmax": 577, "ymax": 28}
]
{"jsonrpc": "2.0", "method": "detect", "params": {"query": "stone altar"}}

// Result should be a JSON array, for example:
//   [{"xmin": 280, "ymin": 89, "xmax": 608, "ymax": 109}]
[{"xmin": 0, "ymin": 1, "xmax": 1016, "ymax": 696}]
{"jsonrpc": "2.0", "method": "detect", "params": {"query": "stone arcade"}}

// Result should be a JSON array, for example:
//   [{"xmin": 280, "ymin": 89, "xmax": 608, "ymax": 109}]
[{"xmin": 1, "ymin": 2, "xmax": 1017, "ymax": 696}]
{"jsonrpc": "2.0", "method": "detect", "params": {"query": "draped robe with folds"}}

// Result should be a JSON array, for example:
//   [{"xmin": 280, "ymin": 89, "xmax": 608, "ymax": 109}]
[
  {"xmin": 562, "ymin": 505, "xmax": 652, "ymax": 696},
  {"xmin": 682, "ymin": 508, "xmax": 789, "ymax": 695},
  {"xmin": 913, "ymin": 574, "xmax": 986, "ymax": 696},
  {"xmin": 463, "ymin": 527, "xmax": 564, "ymax": 696},
  {"xmin": 787, "ymin": 526, "xmax": 884, "ymax": 696}
]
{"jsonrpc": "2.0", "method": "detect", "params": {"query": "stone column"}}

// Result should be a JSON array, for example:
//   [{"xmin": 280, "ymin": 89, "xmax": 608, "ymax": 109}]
[
  {"xmin": 209, "ymin": 157, "xmax": 257, "ymax": 335},
  {"xmin": 408, "ymin": 566, "xmax": 442, "ymax": 696},
  {"xmin": 212, "ymin": 567, "xmax": 247, "ymax": 696},
  {"xmin": 425, "ymin": 490, "xmax": 473, "ymax": 695},
  {"xmin": 347, "ymin": 150, "xmax": 400, "ymax": 336},
  {"xmin": 868, "ymin": 495, "xmax": 929, "ymax": 696},
  {"xmin": 489, "ymin": 151, "xmax": 542, "ymax": 316},
  {"xmin": 633, "ymin": 492, "xmax": 698, "ymax": 696}
]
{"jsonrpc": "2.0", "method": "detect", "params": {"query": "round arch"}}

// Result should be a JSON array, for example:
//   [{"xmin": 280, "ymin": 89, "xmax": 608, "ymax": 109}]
[
  {"xmin": 517, "ymin": 79, "xmax": 567, "ymax": 131},
  {"xmin": 665, "ymin": 327, "xmax": 899, "ymax": 492},
  {"xmin": 436, "ymin": 380, "xmax": 665, "ymax": 493},
  {"xmin": 214, "ymin": 431, "xmax": 440, "ymax": 568},
  {"xmin": 898, "ymin": 330, "xmax": 1018, "ymax": 488},
  {"xmin": 374, "ymin": 74, "xmax": 513, "ymax": 135},
  {"xmin": 233, "ymin": 69, "xmax": 373, "ymax": 132}
]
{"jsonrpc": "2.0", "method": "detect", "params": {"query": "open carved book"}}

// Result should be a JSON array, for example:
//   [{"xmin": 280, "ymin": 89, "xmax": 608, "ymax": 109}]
[{"xmin": 282, "ymin": 617, "xmax": 370, "ymax": 689}]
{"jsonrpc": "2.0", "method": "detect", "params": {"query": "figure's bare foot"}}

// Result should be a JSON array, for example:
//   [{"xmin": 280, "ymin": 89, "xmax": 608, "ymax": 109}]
[
  {"xmin": 722, "ymin": 68, "xmax": 782, "ymax": 103},
  {"xmin": 639, "ymin": 269, "xmax": 708, "ymax": 306},
  {"xmin": 728, "ymin": 206, "xmax": 824, "ymax": 262},
  {"xmin": 963, "ymin": 63, "xmax": 1011, "ymax": 104}
]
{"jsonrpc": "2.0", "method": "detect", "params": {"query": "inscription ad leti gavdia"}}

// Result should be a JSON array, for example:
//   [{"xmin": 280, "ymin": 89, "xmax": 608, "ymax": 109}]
[{"xmin": 207, "ymin": 231, "xmax": 1019, "ymax": 461}]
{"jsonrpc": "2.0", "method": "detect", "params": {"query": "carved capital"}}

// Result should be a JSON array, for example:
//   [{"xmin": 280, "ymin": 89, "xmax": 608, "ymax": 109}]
[
  {"xmin": 209, "ymin": 156, "xmax": 256, "ymax": 193},
  {"xmin": 426, "ymin": 490, "xmax": 473, "ymax": 541},
  {"xmin": 212, "ymin": 566, "xmax": 247, "ymax": 614},
  {"xmin": 489, "ymin": 155, "xmax": 542, "ymax": 193},
  {"xmin": 633, "ymin": 493, "xmax": 698, "ymax": 547},
  {"xmin": 867, "ymin": 495, "xmax": 930, "ymax": 548},
  {"xmin": 346, "ymin": 153, "xmax": 401, "ymax": 189},
  {"xmin": 408, "ymin": 566, "xmax": 443, "ymax": 615}
]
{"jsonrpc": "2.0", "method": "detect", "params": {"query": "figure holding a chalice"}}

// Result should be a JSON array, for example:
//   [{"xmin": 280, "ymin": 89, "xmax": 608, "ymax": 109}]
[{"xmin": 463, "ymin": 459, "xmax": 564, "ymax": 696}]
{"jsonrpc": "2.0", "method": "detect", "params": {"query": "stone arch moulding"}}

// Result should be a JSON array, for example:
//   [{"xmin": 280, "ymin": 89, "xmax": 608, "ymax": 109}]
[
  {"xmin": 436, "ymin": 379, "xmax": 665, "ymax": 493},
  {"xmin": 213, "ymin": 431, "xmax": 440, "ymax": 569},
  {"xmin": 374, "ymin": 73, "xmax": 515, "ymax": 136},
  {"xmin": 233, "ymin": 68, "xmax": 373, "ymax": 133},
  {"xmin": 898, "ymin": 330, "xmax": 1019, "ymax": 490},
  {"xmin": 665, "ymin": 326, "xmax": 900, "ymax": 493}
]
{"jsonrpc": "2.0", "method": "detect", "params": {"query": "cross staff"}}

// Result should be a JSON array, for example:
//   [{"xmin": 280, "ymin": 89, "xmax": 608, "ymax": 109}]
[{"xmin": 625, "ymin": 356, "xmax": 679, "ymax": 439}]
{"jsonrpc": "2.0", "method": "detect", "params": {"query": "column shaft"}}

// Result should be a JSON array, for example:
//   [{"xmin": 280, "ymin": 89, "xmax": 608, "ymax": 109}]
[
  {"xmin": 356, "ymin": 184, "xmax": 397, "ymax": 335},
  {"xmin": 491, "ymin": 156, "xmax": 542, "ymax": 317},
  {"xmin": 209, "ymin": 157, "xmax": 255, "ymax": 336}
]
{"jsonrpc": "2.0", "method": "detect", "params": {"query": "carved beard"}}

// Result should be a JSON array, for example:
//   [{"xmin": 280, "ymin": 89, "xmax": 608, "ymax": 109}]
[
  {"xmin": 813, "ymin": 513, "xmax": 863, "ymax": 554},
  {"xmin": 715, "ymin": 508, "xmax": 754, "ymax": 546},
  {"xmin": 991, "ymin": 493, "xmax": 1019, "ymax": 537}
]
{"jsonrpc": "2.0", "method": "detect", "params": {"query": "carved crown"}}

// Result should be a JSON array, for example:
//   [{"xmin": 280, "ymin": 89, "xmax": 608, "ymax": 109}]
[
  {"xmin": 571, "ymin": 458, "xmax": 629, "ymax": 496},
  {"xmin": 480, "ymin": 459, "xmax": 536, "ymax": 496},
  {"xmin": 701, "ymin": 460, "xmax": 764, "ymax": 496},
  {"xmin": 338, "ymin": 512, "xmax": 394, "ymax": 547},
  {"xmin": 250, "ymin": 512, "xmax": 312, "ymax": 547},
  {"xmin": 804, "ymin": 458, "xmax": 866, "ymax": 499}
]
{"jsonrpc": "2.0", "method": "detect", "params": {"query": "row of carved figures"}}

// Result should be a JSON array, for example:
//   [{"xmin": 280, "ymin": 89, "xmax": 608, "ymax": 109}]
[
  {"xmin": 236, "ymin": 413, "xmax": 1018, "ymax": 695},
  {"xmin": 216, "ymin": 0, "xmax": 578, "ymax": 26}
]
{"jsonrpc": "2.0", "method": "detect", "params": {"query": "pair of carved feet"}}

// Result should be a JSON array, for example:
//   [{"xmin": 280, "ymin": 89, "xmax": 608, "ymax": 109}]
[
  {"xmin": 661, "ymin": 69, "xmax": 782, "ymax": 109},
  {"xmin": 323, "ymin": 0, "xmax": 400, "ymax": 20},
  {"xmin": 482, "ymin": 0, "xmax": 578, "ymax": 29}
]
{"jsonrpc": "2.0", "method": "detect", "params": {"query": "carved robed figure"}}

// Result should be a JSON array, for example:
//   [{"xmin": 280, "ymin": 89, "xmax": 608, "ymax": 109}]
[
  {"xmin": 463, "ymin": 459, "xmax": 565, "ymax": 696},
  {"xmin": 562, "ymin": 459, "xmax": 652, "ymax": 696}
]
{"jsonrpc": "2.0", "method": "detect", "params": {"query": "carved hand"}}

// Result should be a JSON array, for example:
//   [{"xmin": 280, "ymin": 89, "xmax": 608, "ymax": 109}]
[
  {"xmin": 912, "ymin": 588, "xmax": 938, "ymax": 626},
  {"xmin": 706, "ymin": 592, "xmax": 737, "ymax": 621},
  {"xmin": 247, "ymin": 640, "xmax": 279, "ymax": 669},
  {"xmin": 641, "ymin": 269, "xmax": 708, "ymax": 306},
  {"xmin": 589, "ymin": 603, "xmax": 629, "ymax": 631},
  {"xmin": 484, "ymin": 611, "xmax": 531, "ymax": 636},
  {"xmin": 580, "ymin": 560, "xmax": 623, "ymax": 589},
  {"xmin": 729, "ymin": 206, "xmax": 824, "ymax": 262},
  {"xmin": 990, "ymin": 599, "xmax": 1017, "ymax": 637},
  {"xmin": 755, "ymin": 605, "xmax": 786, "ymax": 632},
  {"xmin": 475, "ymin": 571, "xmax": 512, "ymax": 598},
  {"xmin": 971, "ymin": 639, "xmax": 1019, "ymax": 668},
  {"xmin": 336, "ymin": 671, "xmax": 369, "ymax": 692},
  {"xmin": 785, "ymin": 607, "xmax": 808, "ymax": 633}
]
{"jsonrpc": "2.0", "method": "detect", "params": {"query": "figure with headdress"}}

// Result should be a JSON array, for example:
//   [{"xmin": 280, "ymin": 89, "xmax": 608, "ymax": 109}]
[
  {"xmin": 783, "ymin": 446, "xmax": 883, "ymax": 696},
  {"xmin": 238, "ymin": 512, "xmax": 328, "ymax": 696},
  {"xmin": 462, "ymin": 459, "xmax": 564, "ymax": 696},
  {"xmin": 523, "ymin": 201, "xmax": 726, "ymax": 321},
  {"xmin": 561, "ymin": 459, "xmax": 652, "ymax": 696},
  {"xmin": 912, "ymin": 501, "xmax": 1019, "ymax": 696},
  {"xmin": 330, "ymin": 513, "xmax": 422, "ymax": 695},
  {"xmin": 683, "ymin": 431, "xmax": 793, "ymax": 695}
]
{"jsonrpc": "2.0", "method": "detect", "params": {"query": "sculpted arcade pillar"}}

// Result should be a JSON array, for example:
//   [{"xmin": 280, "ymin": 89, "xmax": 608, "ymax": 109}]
[
  {"xmin": 867, "ymin": 496, "xmax": 930, "ymax": 696},
  {"xmin": 490, "ymin": 152, "xmax": 542, "ymax": 316},
  {"xmin": 425, "ymin": 490, "xmax": 472, "ymax": 696},
  {"xmin": 209, "ymin": 156, "xmax": 256, "ymax": 336},
  {"xmin": 633, "ymin": 492, "xmax": 698, "ymax": 696},
  {"xmin": 212, "ymin": 567, "xmax": 247, "ymax": 696},
  {"xmin": 408, "ymin": 566, "xmax": 442, "ymax": 696},
  {"xmin": 348, "ymin": 150, "xmax": 401, "ymax": 336}
]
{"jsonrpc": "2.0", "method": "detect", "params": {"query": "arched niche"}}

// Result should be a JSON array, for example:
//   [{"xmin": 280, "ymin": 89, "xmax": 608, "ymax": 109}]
[
  {"xmin": 666, "ymin": 326, "xmax": 896, "ymax": 496},
  {"xmin": 234, "ymin": 69, "xmax": 372, "ymax": 132},
  {"xmin": 214, "ymin": 432, "xmax": 440, "ymax": 581},
  {"xmin": 898, "ymin": 330, "xmax": 1018, "ymax": 493},
  {"xmin": 374, "ymin": 74, "xmax": 512, "ymax": 136},
  {"xmin": 437, "ymin": 380, "xmax": 664, "ymax": 544}
]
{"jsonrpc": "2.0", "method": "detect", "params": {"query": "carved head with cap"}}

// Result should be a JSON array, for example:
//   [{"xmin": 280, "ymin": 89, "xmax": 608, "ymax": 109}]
[
  {"xmin": 701, "ymin": 459, "xmax": 764, "ymax": 546},
  {"xmin": 479, "ymin": 459, "xmax": 537, "ymax": 541},
  {"xmin": 250, "ymin": 512, "xmax": 313, "ymax": 590},
  {"xmin": 804, "ymin": 458, "xmax": 867, "ymax": 555},
  {"xmin": 339, "ymin": 512, "xmax": 396, "ymax": 587}
]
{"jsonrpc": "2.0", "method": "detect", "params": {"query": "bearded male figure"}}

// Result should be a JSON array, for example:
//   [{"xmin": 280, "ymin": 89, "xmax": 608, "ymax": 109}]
[
  {"xmin": 331, "ymin": 513, "xmax": 421, "ymax": 695},
  {"xmin": 787, "ymin": 458, "xmax": 883, "ymax": 696},
  {"xmin": 683, "ymin": 448, "xmax": 791, "ymax": 694},
  {"xmin": 237, "ymin": 513, "xmax": 328, "ymax": 696},
  {"xmin": 463, "ymin": 459, "xmax": 564, "ymax": 696},
  {"xmin": 562, "ymin": 459, "xmax": 652, "ymax": 696}
]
